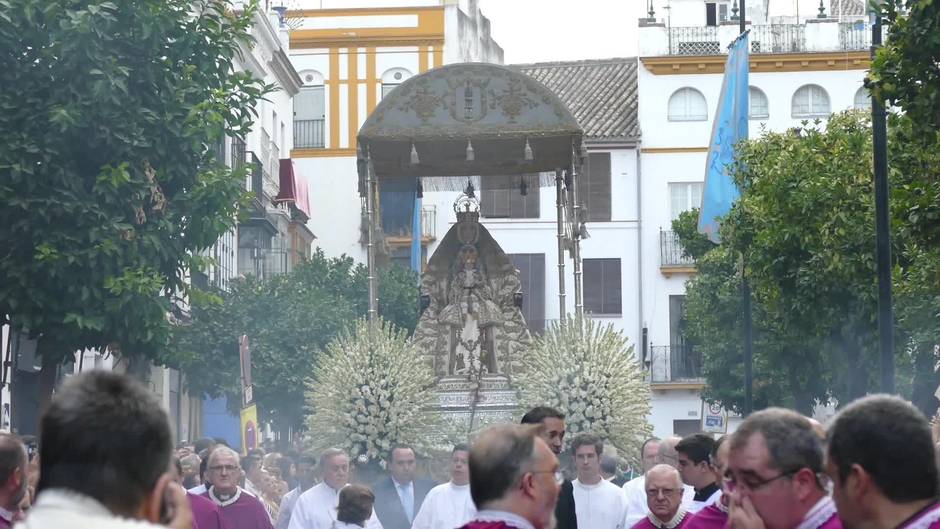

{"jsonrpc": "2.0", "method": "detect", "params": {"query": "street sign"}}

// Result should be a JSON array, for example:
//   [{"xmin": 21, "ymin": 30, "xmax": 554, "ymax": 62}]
[
  {"xmin": 240, "ymin": 404, "xmax": 258, "ymax": 455},
  {"xmin": 702, "ymin": 402, "xmax": 728, "ymax": 434},
  {"xmin": 243, "ymin": 384, "xmax": 254, "ymax": 406}
]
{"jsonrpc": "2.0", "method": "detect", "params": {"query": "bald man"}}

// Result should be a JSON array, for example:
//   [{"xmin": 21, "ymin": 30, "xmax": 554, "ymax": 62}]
[
  {"xmin": 624, "ymin": 437, "xmax": 695, "ymax": 527},
  {"xmin": 630, "ymin": 465, "xmax": 691, "ymax": 529}
]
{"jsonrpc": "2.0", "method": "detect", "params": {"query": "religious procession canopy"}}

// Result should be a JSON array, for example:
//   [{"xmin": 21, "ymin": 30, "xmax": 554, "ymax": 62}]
[{"xmin": 357, "ymin": 62, "xmax": 584, "ymax": 185}]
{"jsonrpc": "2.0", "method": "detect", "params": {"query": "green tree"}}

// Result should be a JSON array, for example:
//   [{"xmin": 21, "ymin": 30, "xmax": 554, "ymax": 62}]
[
  {"xmin": 0, "ymin": 0, "xmax": 269, "ymax": 406},
  {"xmin": 164, "ymin": 250, "xmax": 419, "ymax": 434},
  {"xmin": 869, "ymin": 0, "xmax": 940, "ymax": 133}
]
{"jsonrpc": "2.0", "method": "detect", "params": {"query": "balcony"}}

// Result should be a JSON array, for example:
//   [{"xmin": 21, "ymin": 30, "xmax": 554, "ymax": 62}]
[
  {"xmin": 660, "ymin": 230, "xmax": 695, "ymax": 275},
  {"xmin": 640, "ymin": 20, "xmax": 876, "ymax": 57},
  {"xmin": 648, "ymin": 345, "xmax": 703, "ymax": 386},
  {"xmin": 384, "ymin": 205, "xmax": 438, "ymax": 245},
  {"xmin": 294, "ymin": 119, "xmax": 325, "ymax": 148}
]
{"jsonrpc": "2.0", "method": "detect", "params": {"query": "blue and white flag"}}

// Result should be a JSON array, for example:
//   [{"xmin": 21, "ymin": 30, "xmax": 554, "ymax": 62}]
[{"xmin": 698, "ymin": 31, "xmax": 749, "ymax": 243}]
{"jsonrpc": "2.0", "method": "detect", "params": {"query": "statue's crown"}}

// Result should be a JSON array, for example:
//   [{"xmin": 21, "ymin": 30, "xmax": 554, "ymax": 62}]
[{"xmin": 456, "ymin": 209, "xmax": 480, "ymax": 223}]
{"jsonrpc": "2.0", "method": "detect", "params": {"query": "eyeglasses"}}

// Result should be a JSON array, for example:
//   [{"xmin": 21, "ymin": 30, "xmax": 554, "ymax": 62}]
[
  {"xmin": 209, "ymin": 465, "xmax": 239, "ymax": 473},
  {"xmin": 530, "ymin": 469, "xmax": 565, "ymax": 485},
  {"xmin": 724, "ymin": 469, "xmax": 797, "ymax": 492},
  {"xmin": 646, "ymin": 488, "xmax": 681, "ymax": 498}
]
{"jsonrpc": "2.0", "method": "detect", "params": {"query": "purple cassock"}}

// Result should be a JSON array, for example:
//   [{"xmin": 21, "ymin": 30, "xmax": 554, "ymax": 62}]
[
  {"xmin": 189, "ymin": 492, "xmax": 228, "ymax": 529},
  {"xmin": 630, "ymin": 512, "xmax": 692, "ymax": 529},
  {"xmin": 897, "ymin": 500, "xmax": 940, "ymax": 529},
  {"xmin": 457, "ymin": 523, "xmax": 521, "ymax": 529},
  {"xmin": 201, "ymin": 488, "xmax": 274, "ymax": 529},
  {"xmin": 685, "ymin": 503, "xmax": 727, "ymax": 529}
]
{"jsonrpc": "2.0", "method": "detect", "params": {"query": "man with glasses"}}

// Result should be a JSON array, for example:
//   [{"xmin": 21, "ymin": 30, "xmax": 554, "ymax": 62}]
[
  {"xmin": 202, "ymin": 446, "xmax": 274, "ymax": 529},
  {"xmin": 288, "ymin": 448, "xmax": 381, "ymax": 529},
  {"xmin": 625, "ymin": 437, "xmax": 694, "ymax": 528},
  {"xmin": 521, "ymin": 406, "xmax": 577, "ymax": 529},
  {"xmin": 457, "ymin": 424, "xmax": 561, "ymax": 529},
  {"xmin": 630, "ymin": 465, "xmax": 690, "ymax": 529},
  {"xmin": 570, "ymin": 433, "xmax": 626, "ymax": 529},
  {"xmin": 826, "ymin": 395, "xmax": 940, "ymax": 529},
  {"xmin": 725, "ymin": 409, "xmax": 841, "ymax": 529}
]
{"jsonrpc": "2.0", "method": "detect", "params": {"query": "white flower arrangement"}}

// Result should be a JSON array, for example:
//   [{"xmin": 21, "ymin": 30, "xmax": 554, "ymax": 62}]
[
  {"xmin": 519, "ymin": 314, "xmax": 653, "ymax": 463},
  {"xmin": 305, "ymin": 318, "xmax": 440, "ymax": 467}
]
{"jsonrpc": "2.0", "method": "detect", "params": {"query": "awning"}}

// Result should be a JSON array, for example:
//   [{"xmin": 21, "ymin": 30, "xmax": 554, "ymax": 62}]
[{"xmin": 276, "ymin": 159, "xmax": 311, "ymax": 218}]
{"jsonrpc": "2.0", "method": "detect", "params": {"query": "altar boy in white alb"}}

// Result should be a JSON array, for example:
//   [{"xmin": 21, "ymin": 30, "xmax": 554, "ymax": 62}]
[
  {"xmin": 411, "ymin": 444, "xmax": 476, "ymax": 529},
  {"xmin": 571, "ymin": 433, "xmax": 627, "ymax": 529}
]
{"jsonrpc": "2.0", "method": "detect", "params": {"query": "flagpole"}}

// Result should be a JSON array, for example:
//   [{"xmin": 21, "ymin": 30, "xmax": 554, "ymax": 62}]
[{"xmin": 739, "ymin": 0, "xmax": 754, "ymax": 416}]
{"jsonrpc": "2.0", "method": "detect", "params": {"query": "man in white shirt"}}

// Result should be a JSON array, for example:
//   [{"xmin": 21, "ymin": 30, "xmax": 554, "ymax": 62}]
[
  {"xmin": 624, "ymin": 437, "xmax": 694, "ymax": 528},
  {"xmin": 570, "ymin": 433, "xmax": 626, "ymax": 529},
  {"xmin": 287, "ymin": 448, "xmax": 382, "ymax": 529},
  {"xmin": 411, "ymin": 444, "xmax": 476, "ymax": 529}
]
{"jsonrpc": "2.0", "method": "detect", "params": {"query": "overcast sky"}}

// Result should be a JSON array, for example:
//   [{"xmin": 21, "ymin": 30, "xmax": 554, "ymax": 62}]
[{"xmin": 477, "ymin": 0, "xmax": 639, "ymax": 64}]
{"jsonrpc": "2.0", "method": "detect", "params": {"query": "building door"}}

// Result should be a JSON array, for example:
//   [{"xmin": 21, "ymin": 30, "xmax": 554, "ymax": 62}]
[{"xmin": 706, "ymin": 2, "xmax": 718, "ymax": 26}]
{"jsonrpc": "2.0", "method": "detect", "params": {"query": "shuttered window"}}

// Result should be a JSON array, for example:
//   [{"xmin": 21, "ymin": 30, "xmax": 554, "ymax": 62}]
[
  {"xmin": 481, "ymin": 174, "xmax": 540, "ymax": 219},
  {"xmin": 509, "ymin": 253, "xmax": 546, "ymax": 334},
  {"xmin": 583, "ymin": 258, "xmax": 622, "ymax": 315},
  {"xmin": 579, "ymin": 153, "xmax": 611, "ymax": 222}
]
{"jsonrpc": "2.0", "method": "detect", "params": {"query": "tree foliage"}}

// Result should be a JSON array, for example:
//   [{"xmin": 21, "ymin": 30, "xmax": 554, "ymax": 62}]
[
  {"xmin": 0, "ymin": 0, "xmax": 269, "ymax": 366},
  {"xmin": 164, "ymin": 250, "xmax": 419, "ymax": 431},
  {"xmin": 518, "ymin": 315, "xmax": 652, "ymax": 464},
  {"xmin": 677, "ymin": 111, "xmax": 940, "ymax": 415},
  {"xmin": 305, "ymin": 318, "xmax": 439, "ymax": 469},
  {"xmin": 869, "ymin": 0, "xmax": 940, "ymax": 134}
]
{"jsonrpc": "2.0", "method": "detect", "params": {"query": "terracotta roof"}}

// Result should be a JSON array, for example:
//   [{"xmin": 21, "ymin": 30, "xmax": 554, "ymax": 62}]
[{"xmin": 514, "ymin": 58, "xmax": 640, "ymax": 142}]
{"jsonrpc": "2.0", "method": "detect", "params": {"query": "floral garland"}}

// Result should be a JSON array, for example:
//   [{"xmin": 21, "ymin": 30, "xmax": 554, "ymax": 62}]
[
  {"xmin": 518, "ymin": 314, "xmax": 652, "ymax": 463},
  {"xmin": 305, "ymin": 318, "xmax": 440, "ymax": 467}
]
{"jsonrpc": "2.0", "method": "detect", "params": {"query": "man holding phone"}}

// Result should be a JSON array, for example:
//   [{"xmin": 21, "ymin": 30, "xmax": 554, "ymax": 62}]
[{"xmin": 15, "ymin": 370, "xmax": 192, "ymax": 529}]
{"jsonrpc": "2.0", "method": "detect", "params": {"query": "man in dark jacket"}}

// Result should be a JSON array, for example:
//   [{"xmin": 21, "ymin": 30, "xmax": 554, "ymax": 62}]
[
  {"xmin": 522, "ymin": 407, "xmax": 577, "ymax": 529},
  {"xmin": 372, "ymin": 445, "xmax": 437, "ymax": 529}
]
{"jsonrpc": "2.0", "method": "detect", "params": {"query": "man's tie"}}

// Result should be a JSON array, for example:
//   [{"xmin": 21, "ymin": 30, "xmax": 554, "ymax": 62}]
[{"xmin": 397, "ymin": 482, "xmax": 414, "ymax": 523}]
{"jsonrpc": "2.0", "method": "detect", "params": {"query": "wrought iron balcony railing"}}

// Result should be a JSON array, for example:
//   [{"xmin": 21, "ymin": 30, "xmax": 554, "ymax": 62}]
[
  {"xmin": 294, "ymin": 119, "xmax": 325, "ymax": 148},
  {"xmin": 665, "ymin": 22, "xmax": 874, "ymax": 56},
  {"xmin": 660, "ymin": 230, "xmax": 695, "ymax": 268},
  {"xmin": 648, "ymin": 345, "xmax": 702, "ymax": 382}
]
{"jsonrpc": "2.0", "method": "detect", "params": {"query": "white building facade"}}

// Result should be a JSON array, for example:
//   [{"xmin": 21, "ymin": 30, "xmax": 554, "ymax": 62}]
[{"xmin": 637, "ymin": 0, "xmax": 872, "ymax": 437}]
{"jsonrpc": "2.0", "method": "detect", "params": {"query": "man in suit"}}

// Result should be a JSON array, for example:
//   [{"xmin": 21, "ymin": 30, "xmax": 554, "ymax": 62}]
[
  {"xmin": 372, "ymin": 445, "xmax": 437, "ymax": 529},
  {"xmin": 522, "ymin": 406, "xmax": 577, "ymax": 529}
]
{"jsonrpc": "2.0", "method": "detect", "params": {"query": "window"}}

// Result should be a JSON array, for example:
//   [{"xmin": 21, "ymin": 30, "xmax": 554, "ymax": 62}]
[
  {"xmin": 579, "ymin": 153, "xmax": 612, "ymax": 222},
  {"xmin": 481, "ymin": 174, "xmax": 540, "ymax": 219},
  {"xmin": 272, "ymin": 110, "xmax": 278, "ymax": 146},
  {"xmin": 583, "ymin": 258, "xmax": 621, "ymax": 315},
  {"xmin": 791, "ymin": 84, "xmax": 831, "ymax": 118},
  {"xmin": 749, "ymin": 86, "xmax": 769, "ymax": 119},
  {"xmin": 669, "ymin": 182, "xmax": 703, "ymax": 221},
  {"xmin": 294, "ymin": 79, "xmax": 325, "ymax": 148},
  {"xmin": 509, "ymin": 254, "xmax": 546, "ymax": 334},
  {"xmin": 854, "ymin": 86, "xmax": 871, "ymax": 110},
  {"xmin": 381, "ymin": 67, "xmax": 412, "ymax": 99},
  {"xmin": 706, "ymin": 2, "xmax": 718, "ymax": 26},
  {"xmin": 668, "ymin": 88, "xmax": 708, "ymax": 121}
]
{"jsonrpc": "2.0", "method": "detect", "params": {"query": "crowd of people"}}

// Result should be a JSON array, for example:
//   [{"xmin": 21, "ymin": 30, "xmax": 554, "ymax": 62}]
[{"xmin": 3, "ymin": 370, "xmax": 940, "ymax": 529}]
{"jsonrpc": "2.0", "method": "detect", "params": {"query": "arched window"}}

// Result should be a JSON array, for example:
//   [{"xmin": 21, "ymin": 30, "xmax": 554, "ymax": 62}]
[
  {"xmin": 791, "ymin": 84, "xmax": 831, "ymax": 118},
  {"xmin": 294, "ymin": 70, "xmax": 325, "ymax": 148},
  {"xmin": 854, "ymin": 86, "xmax": 871, "ymax": 110},
  {"xmin": 749, "ymin": 86, "xmax": 769, "ymax": 119},
  {"xmin": 667, "ymin": 87, "xmax": 708, "ymax": 122},
  {"xmin": 381, "ymin": 67, "xmax": 413, "ymax": 99}
]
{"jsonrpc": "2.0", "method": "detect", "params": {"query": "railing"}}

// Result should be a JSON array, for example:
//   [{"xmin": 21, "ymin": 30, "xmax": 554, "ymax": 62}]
[
  {"xmin": 660, "ymin": 230, "xmax": 695, "ymax": 267},
  {"xmin": 669, "ymin": 26, "xmax": 720, "ymax": 55},
  {"xmin": 260, "ymin": 129, "xmax": 272, "ymax": 175},
  {"xmin": 294, "ymin": 119, "xmax": 325, "ymax": 148},
  {"xmin": 664, "ymin": 22, "xmax": 873, "ymax": 56},
  {"xmin": 263, "ymin": 141, "xmax": 280, "ymax": 200},
  {"xmin": 649, "ymin": 345, "xmax": 702, "ymax": 382},
  {"xmin": 751, "ymin": 24, "xmax": 806, "ymax": 54},
  {"xmin": 249, "ymin": 152, "xmax": 264, "ymax": 211},
  {"xmin": 231, "ymin": 138, "xmax": 246, "ymax": 170}
]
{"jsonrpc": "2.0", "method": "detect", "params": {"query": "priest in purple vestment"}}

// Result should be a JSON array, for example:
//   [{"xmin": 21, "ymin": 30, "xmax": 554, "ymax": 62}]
[
  {"xmin": 201, "ymin": 446, "xmax": 274, "ymax": 529},
  {"xmin": 456, "ymin": 424, "xmax": 561, "ymax": 529},
  {"xmin": 631, "ymin": 465, "xmax": 690, "ymax": 529},
  {"xmin": 827, "ymin": 395, "xmax": 940, "ymax": 529},
  {"xmin": 725, "ymin": 409, "xmax": 841, "ymax": 529}
]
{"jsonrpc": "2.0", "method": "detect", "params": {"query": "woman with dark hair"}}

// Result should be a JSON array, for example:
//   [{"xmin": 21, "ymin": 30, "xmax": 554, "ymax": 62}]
[{"xmin": 335, "ymin": 484, "xmax": 375, "ymax": 529}]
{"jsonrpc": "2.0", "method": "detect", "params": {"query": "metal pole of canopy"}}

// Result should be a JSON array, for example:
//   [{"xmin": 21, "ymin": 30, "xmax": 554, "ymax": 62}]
[
  {"xmin": 570, "ymin": 148, "xmax": 584, "ymax": 318},
  {"xmin": 555, "ymin": 169, "xmax": 567, "ymax": 324},
  {"xmin": 365, "ymin": 147, "xmax": 378, "ymax": 321}
]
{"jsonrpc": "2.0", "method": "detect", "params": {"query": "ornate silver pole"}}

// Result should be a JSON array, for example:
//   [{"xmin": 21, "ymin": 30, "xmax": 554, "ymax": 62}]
[
  {"xmin": 554, "ymin": 169, "xmax": 566, "ymax": 324},
  {"xmin": 570, "ymin": 148, "xmax": 584, "ymax": 318},
  {"xmin": 365, "ymin": 146, "xmax": 378, "ymax": 321}
]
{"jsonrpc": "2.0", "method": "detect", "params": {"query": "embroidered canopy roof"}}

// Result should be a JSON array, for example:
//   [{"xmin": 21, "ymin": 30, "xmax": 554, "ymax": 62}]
[{"xmin": 357, "ymin": 62, "xmax": 584, "ymax": 184}]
